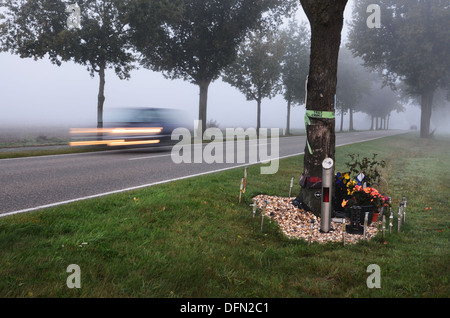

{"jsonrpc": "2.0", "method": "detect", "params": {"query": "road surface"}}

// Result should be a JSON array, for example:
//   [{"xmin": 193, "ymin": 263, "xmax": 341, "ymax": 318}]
[{"xmin": 0, "ymin": 130, "xmax": 406, "ymax": 217}]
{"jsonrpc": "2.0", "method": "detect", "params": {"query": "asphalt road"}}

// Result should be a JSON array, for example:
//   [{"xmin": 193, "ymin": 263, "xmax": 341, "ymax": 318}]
[{"xmin": 0, "ymin": 130, "xmax": 406, "ymax": 216}]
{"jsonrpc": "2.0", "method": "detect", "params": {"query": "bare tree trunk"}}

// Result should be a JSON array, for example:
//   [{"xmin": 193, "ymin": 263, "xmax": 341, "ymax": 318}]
[
  {"xmin": 420, "ymin": 89, "xmax": 434, "ymax": 138},
  {"xmin": 198, "ymin": 79, "xmax": 211, "ymax": 136},
  {"xmin": 97, "ymin": 64, "xmax": 106, "ymax": 129},
  {"xmin": 286, "ymin": 99, "xmax": 291, "ymax": 135},
  {"xmin": 370, "ymin": 115, "xmax": 374, "ymax": 130},
  {"xmin": 340, "ymin": 109, "xmax": 344, "ymax": 132},
  {"xmin": 293, "ymin": 0, "xmax": 348, "ymax": 215},
  {"xmin": 349, "ymin": 107, "xmax": 354, "ymax": 131},
  {"xmin": 256, "ymin": 98, "xmax": 262, "ymax": 135}
]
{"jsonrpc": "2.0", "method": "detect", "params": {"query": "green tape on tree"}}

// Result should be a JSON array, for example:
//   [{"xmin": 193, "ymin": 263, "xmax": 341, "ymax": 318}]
[{"xmin": 304, "ymin": 110, "xmax": 335, "ymax": 154}]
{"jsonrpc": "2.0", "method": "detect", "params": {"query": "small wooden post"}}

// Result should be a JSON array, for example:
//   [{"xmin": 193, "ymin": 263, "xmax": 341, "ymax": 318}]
[
  {"xmin": 250, "ymin": 198, "xmax": 257, "ymax": 218},
  {"xmin": 261, "ymin": 200, "xmax": 267, "ymax": 232},
  {"xmin": 363, "ymin": 212, "xmax": 369, "ymax": 239},
  {"xmin": 402, "ymin": 197, "xmax": 407, "ymax": 223},
  {"xmin": 342, "ymin": 221, "xmax": 346, "ymax": 246},
  {"xmin": 289, "ymin": 176, "xmax": 294, "ymax": 197},
  {"xmin": 239, "ymin": 178, "xmax": 244, "ymax": 203},
  {"xmin": 308, "ymin": 220, "xmax": 314, "ymax": 246}
]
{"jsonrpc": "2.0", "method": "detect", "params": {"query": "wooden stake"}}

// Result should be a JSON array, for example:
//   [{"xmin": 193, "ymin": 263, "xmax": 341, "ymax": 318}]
[
  {"xmin": 363, "ymin": 212, "xmax": 369, "ymax": 239},
  {"xmin": 342, "ymin": 222, "xmax": 346, "ymax": 245},
  {"xmin": 402, "ymin": 197, "xmax": 407, "ymax": 223},
  {"xmin": 389, "ymin": 208, "xmax": 393, "ymax": 234},
  {"xmin": 261, "ymin": 201, "xmax": 267, "ymax": 232},
  {"xmin": 289, "ymin": 176, "xmax": 294, "ymax": 197},
  {"xmin": 243, "ymin": 167, "xmax": 248, "ymax": 193},
  {"xmin": 250, "ymin": 198, "xmax": 257, "ymax": 218},
  {"xmin": 239, "ymin": 178, "xmax": 244, "ymax": 203},
  {"xmin": 308, "ymin": 220, "xmax": 314, "ymax": 246}
]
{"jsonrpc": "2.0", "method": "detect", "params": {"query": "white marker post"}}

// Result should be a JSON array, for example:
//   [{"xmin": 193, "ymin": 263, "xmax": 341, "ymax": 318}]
[{"xmin": 320, "ymin": 158, "xmax": 334, "ymax": 233}]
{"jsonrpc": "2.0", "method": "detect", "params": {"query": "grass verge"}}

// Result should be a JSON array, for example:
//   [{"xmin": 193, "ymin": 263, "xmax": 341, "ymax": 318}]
[{"xmin": 0, "ymin": 133, "xmax": 448, "ymax": 298}]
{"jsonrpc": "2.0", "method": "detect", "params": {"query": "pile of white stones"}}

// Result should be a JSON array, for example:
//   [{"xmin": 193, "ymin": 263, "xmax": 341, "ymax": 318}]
[{"xmin": 252, "ymin": 194, "xmax": 380, "ymax": 244}]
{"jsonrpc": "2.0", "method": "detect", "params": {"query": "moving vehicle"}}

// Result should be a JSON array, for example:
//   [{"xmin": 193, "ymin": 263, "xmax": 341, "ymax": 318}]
[{"xmin": 70, "ymin": 107, "xmax": 188, "ymax": 148}]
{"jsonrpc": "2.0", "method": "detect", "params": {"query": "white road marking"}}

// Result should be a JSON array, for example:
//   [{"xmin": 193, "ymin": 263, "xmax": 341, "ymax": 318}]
[{"xmin": 128, "ymin": 154, "xmax": 172, "ymax": 161}]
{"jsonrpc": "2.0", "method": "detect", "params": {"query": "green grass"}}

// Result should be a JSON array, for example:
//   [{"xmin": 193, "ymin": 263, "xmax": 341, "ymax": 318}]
[{"xmin": 0, "ymin": 133, "xmax": 448, "ymax": 298}]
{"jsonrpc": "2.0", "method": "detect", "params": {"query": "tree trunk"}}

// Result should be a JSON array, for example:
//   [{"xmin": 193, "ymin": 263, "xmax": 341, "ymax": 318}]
[
  {"xmin": 293, "ymin": 0, "xmax": 348, "ymax": 216},
  {"xmin": 370, "ymin": 115, "xmax": 374, "ymax": 130},
  {"xmin": 286, "ymin": 99, "xmax": 291, "ymax": 135},
  {"xmin": 340, "ymin": 109, "xmax": 344, "ymax": 132},
  {"xmin": 198, "ymin": 79, "xmax": 211, "ymax": 136},
  {"xmin": 256, "ymin": 98, "xmax": 262, "ymax": 134},
  {"xmin": 97, "ymin": 64, "xmax": 106, "ymax": 129},
  {"xmin": 349, "ymin": 107, "xmax": 354, "ymax": 131},
  {"xmin": 420, "ymin": 89, "xmax": 434, "ymax": 138}
]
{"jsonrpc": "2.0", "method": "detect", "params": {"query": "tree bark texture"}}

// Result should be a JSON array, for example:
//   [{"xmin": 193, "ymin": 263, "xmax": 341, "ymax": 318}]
[
  {"xmin": 420, "ymin": 89, "xmax": 434, "ymax": 138},
  {"xmin": 349, "ymin": 107, "xmax": 354, "ymax": 131},
  {"xmin": 286, "ymin": 99, "xmax": 291, "ymax": 135},
  {"xmin": 256, "ymin": 98, "xmax": 262, "ymax": 134},
  {"xmin": 198, "ymin": 79, "xmax": 211, "ymax": 136},
  {"xmin": 294, "ymin": 0, "xmax": 348, "ymax": 215},
  {"xmin": 97, "ymin": 64, "xmax": 106, "ymax": 130}
]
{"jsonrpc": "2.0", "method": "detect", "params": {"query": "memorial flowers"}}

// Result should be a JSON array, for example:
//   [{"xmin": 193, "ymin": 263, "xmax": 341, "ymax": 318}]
[
  {"xmin": 335, "ymin": 153, "xmax": 390, "ymax": 213},
  {"xmin": 341, "ymin": 184, "xmax": 389, "ymax": 210}
]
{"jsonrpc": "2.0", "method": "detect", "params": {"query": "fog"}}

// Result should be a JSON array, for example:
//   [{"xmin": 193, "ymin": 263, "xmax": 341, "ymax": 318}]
[{"xmin": 0, "ymin": 1, "xmax": 430, "ymax": 137}]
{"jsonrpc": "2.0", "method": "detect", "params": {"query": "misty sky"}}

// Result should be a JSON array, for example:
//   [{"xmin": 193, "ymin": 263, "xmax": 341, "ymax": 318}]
[{"xmin": 0, "ymin": 1, "xmax": 422, "ymax": 132}]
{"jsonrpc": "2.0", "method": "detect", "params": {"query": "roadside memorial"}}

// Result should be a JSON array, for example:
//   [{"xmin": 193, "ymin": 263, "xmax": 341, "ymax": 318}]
[{"xmin": 249, "ymin": 153, "xmax": 406, "ymax": 245}]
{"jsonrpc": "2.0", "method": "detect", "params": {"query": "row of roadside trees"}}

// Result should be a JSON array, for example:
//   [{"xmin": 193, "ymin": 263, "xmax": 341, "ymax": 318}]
[
  {"xmin": 0, "ymin": 0, "xmax": 410, "ymax": 136},
  {"xmin": 0, "ymin": 0, "xmax": 299, "ymax": 133}
]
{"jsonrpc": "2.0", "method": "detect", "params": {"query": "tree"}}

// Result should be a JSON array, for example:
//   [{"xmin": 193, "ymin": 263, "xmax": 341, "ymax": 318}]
[
  {"xmin": 292, "ymin": 0, "xmax": 348, "ymax": 215},
  {"xmin": 348, "ymin": 0, "xmax": 450, "ymax": 138},
  {"xmin": 279, "ymin": 18, "xmax": 310, "ymax": 135},
  {"xmin": 222, "ymin": 29, "xmax": 285, "ymax": 133},
  {"xmin": 127, "ymin": 0, "xmax": 297, "ymax": 135},
  {"xmin": 336, "ymin": 47, "xmax": 372, "ymax": 131},
  {"xmin": 359, "ymin": 77, "xmax": 404, "ymax": 130},
  {"xmin": 0, "ymin": 0, "xmax": 139, "ymax": 129}
]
